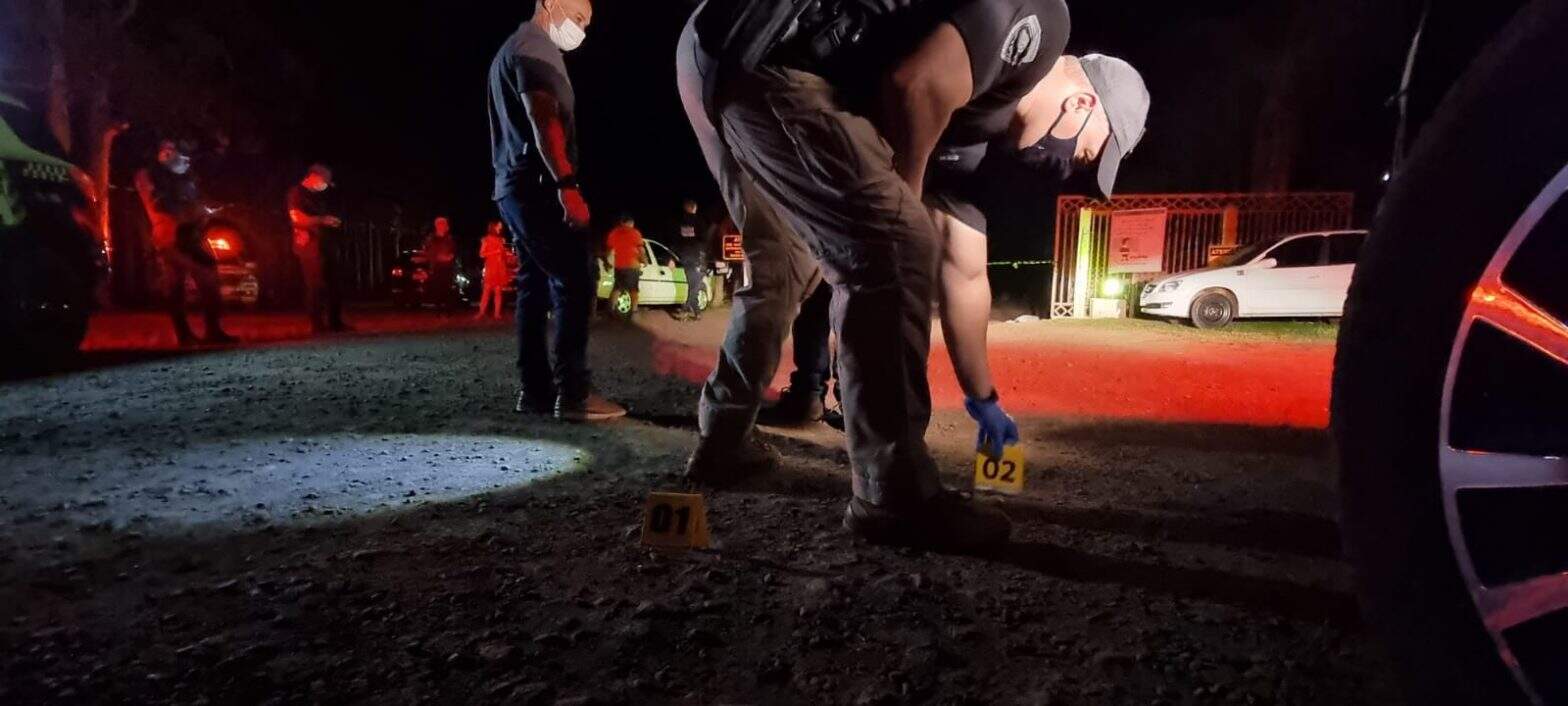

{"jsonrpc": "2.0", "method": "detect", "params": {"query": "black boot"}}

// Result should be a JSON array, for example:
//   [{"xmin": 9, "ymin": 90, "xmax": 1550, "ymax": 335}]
[
  {"xmin": 685, "ymin": 434, "xmax": 781, "ymax": 489},
  {"xmin": 844, "ymin": 490, "xmax": 1012, "ymax": 553},
  {"xmin": 755, "ymin": 387, "xmax": 825, "ymax": 427}
]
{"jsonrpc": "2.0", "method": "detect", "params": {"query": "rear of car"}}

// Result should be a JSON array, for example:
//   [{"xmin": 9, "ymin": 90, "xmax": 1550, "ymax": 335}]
[
  {"xmin": 0, "ymin": 94, "xmax": 105, "ymax": 368},
  {"xmin": 193, "ymin": 222, "xmax": 261, "ymax": 307}
]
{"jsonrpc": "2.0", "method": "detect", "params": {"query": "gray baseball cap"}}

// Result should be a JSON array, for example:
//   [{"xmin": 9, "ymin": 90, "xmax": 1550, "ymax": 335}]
[{"xmin": 1080, "ymin": 54, "xmax": 1150, "ymax": 198}]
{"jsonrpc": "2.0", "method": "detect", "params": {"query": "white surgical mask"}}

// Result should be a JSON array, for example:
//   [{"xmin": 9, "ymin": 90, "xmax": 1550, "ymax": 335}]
[
  {"xmin": 545, "ymin": 5, "xmax": 586, "ymax": 52},
  {"xmin": 168, "ymin": 156, "xmax": 192, "ymax": 175}
]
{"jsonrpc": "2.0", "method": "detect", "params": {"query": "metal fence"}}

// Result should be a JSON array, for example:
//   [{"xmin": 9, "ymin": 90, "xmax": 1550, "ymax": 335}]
[
  {"xmin": 339, "ymin": 222, "xmax": 427, "ymax": 294},
  {"xmin": 1049, "ymin": 192, "xmax": 1354, "ymax": 318}
]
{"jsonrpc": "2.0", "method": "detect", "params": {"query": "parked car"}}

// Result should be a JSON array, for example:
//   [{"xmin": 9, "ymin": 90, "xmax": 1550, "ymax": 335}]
[
  {"xmin": 595, "ymin": 239, "xmax": 712, "ymax": 316},
  {"xmin": 0, "ymin": 92, "xmax": 104, "ymax": 369},
  {"xmin": 1137, "ymin": 230, "xmax": 1367, "ymax": 329},
  {"xmin": 184, "ymin": 219, "xmax": 260, "ymax": 307},
  {"xmin": 1334, "ymin": 3, "xmax": 1566, "ymax": 705},
  {"xmin": 387, "ymin": 249, "xmax": 470, "ymax": 309}
]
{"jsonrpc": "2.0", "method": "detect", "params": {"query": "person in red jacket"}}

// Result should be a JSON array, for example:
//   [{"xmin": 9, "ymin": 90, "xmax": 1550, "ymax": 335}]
[{"xmin": 604, "ymin": 215, "xmax": 644, "ymax": 315}]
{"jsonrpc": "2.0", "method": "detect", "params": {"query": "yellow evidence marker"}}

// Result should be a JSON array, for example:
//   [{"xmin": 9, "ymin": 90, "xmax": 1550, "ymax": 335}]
[
  {"xmin": 974, "ymin": 445, "xmax": 1027, "ymax": 496},
  {"xmin": 640, "ymin": 492, "xmax": 711, "ymax": 550}
]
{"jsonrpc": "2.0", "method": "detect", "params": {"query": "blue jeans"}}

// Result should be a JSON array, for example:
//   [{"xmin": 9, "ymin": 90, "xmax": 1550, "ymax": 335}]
[{"xmin": 496, "ymin": 190, "xmax": 596, "ymax": 402}]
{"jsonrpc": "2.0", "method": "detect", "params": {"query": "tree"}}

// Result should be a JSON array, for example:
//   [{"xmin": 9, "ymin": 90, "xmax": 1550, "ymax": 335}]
[{"xmin": 39, "ymin": 0, "xmax": 141, "ymax": 267}]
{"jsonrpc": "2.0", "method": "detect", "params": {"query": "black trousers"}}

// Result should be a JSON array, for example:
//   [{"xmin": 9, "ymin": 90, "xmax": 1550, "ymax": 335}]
[
  {"xmin": 162, "ymin": 223, "xmax": 223, "ymax": 338},
  {"xmin": 296, "ymin": 241, "xmax": 344, "ymax": 329}
]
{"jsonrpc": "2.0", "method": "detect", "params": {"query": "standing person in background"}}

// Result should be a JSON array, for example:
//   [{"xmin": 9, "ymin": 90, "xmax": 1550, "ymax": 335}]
[
  {"xmin": 489, "ymin": 0, "xmax": 625, "ymax": 421},
  {"xmin": 676, "ymin": 199, "xmax": 711, "ymax": 320},
  {"xmin": 287, "ymin": 163, "xmax": 352, "ymax": 334},
  {"xmin": 605, "ymin": 215, "xmax": 644, "ymax": 316},
  {"xmin": 475, "ymin": 220, "xmax": 510, "ymax": 320},
  {"xmin": 134, "ymin": 140, "xmax": 236, "ymax": 347},
  {"xmin": 421, "ymin": 217, "xmax": 458, "ymax": 310}
]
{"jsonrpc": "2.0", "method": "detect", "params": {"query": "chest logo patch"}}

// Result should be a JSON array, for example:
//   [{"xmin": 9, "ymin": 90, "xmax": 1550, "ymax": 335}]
[{"xmin": 1001, "ymin": 15, "xmax": 1042, "ymax": 67}]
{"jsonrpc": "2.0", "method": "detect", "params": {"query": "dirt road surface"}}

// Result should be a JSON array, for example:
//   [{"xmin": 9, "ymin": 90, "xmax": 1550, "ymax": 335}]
[{"xmin": 0, "ymin": 308, "xmax": 1401, "ymax": 705}]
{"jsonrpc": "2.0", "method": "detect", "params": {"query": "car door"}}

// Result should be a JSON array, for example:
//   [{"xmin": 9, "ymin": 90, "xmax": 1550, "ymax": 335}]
[
  {"xmin": 1247, "ymin": 235, "xmax": 1327, "ymax": 315},
  {"xmin": 640, "ymin": 241, "xmax": 679, "ymax": 305},
  {"xmin": 1320, "ymin": 231, "xmax": 1365, "ymax": 315}
]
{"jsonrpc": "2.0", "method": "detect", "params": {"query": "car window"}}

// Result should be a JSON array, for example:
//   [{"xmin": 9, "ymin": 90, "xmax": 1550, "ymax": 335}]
[
  {"xmin": 1329, "ymin": 232, "xmax": 1366, "ymax": 265},
  {"xmin": 1266, "ymin": 236, "xmax": 1325, "ymax": 268},
  {"xmin": 648, "ymin": 241, "xmax": 676, "ymax": 266},
  {"xmin": 0, "ymin": 101, "xmax": 66, "ymax": 157}
]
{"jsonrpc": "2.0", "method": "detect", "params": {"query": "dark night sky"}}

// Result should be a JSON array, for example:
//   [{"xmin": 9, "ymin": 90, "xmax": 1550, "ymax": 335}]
[{"xmin": 75, "ymin": 0, "xmax": 1522, "ymax": 245}]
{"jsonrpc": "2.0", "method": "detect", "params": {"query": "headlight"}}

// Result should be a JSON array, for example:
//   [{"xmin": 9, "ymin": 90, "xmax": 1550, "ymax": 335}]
[{"xmin": 1159, "ymin": 279, "xmax": 1184, "ymax": 293}]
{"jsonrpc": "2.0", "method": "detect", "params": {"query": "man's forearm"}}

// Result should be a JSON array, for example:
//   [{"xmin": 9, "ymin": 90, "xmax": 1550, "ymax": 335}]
[
  {"xmin": 933, "ymin": 209, "xmax": 996, "ymax": 400},
  {"xmin": 523, "ymin": 90, "xmax": 577, "ymax": 184}
]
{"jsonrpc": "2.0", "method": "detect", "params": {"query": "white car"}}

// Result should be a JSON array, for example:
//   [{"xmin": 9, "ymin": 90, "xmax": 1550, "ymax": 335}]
[
  {"xmin": 596, "ymin": 239, "xmax": 713, "ymax": 316},
  {"xmin": 1138, "ymin": 229, "xmax": 1367, "ymax": 329}
]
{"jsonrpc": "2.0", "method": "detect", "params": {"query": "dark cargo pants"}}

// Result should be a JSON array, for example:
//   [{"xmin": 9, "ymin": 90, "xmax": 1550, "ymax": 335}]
[
  {"xmin": 679, "ymin": 15, "xmax": 821, "ymax": 451},
  {"xmin": 684, "ymin": 24, "xmax": 942, "ymax": 506}
]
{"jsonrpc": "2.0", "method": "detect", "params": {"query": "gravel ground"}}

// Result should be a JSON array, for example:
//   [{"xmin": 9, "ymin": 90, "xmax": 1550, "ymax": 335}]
[{"xmin": 0, "ymin": 308, "xmax": 1403, "ymax": 705}]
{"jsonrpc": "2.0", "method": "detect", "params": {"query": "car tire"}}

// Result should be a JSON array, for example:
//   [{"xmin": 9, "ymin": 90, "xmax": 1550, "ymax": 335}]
[
  {"xmin": 0, "ymin": 245, "xmax": 92, "ymax": 370},
  {"xmin": 695, "ymin": 281, "xmax": 712, "ymax": 312},
  {"xmin": 1332, "ymin": 2, "xmax": 1568, "ymax": 705},
  {"xmin": 611, "ymin": 290, "xmax": 634, "ymax": 318},
  {"xmin": 1187, "ymin": 289, "xmax": 1236, "ymax": 330}
]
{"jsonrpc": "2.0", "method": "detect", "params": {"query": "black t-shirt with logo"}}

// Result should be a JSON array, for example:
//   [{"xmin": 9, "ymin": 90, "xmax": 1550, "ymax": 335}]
[
  {"xmin": 677, "ymin": 212, "xmax": 711, "ymax": 264},
  {"xmin": 776, "ymin": 0, "xmax": 1070, "ymax": 144}
]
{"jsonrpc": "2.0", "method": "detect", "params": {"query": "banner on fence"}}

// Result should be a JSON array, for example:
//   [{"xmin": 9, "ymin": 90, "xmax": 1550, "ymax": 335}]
[{"xmin": 1108, "ymin": 208, "xmax": 1168, "ymax": 274}]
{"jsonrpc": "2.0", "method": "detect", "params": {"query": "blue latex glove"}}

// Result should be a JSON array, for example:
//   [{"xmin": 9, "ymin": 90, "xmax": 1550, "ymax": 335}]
[{"xmin": 964, "ymin": 394, "xmax": 1020, "ymax": 459}]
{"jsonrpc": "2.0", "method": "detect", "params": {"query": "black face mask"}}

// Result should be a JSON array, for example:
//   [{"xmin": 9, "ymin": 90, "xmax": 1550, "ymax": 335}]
[{"xmin": 1015, "ymin": 106, "xmax": 1093, "ymax": 184}]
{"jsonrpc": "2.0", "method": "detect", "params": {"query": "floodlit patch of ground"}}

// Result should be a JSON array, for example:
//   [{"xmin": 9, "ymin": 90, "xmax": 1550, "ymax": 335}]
[
  {"xmin": 0, "ymin": 307, "xmax": 1400, "ymax": 705},
  {"xmin": 1, "ymin": 434, "xmax": 585, "ymax": 536}
]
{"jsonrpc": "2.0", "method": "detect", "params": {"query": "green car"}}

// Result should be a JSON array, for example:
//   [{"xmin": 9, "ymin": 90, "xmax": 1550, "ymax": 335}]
[
  {"xmin": 0, "ymin": 92, "xmax": 104, "ymax": 369},
  {"xmin": 596, "ymin": 239, "xmax": 714, "ymax": 316}
]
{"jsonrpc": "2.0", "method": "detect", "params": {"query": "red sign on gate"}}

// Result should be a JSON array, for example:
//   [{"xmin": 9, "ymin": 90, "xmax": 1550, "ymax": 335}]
[
  {"xmin": 1108, "ymin": 208, "xmax": 1168, "ymax": 274},
  {"xmin": 721, "ymin": 233, "xmax": 744, "ymax": 262}
]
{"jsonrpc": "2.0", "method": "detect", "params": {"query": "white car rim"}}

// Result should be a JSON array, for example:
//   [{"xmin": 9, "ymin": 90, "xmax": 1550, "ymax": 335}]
[{"xmin": 1439, "ymin": 161, "xmax": 1568, "ymax": 706}]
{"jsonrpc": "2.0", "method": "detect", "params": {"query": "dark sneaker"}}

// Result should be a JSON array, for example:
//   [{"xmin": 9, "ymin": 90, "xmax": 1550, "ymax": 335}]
[
  {"xmin": 555, "ymin": 392, "xmax": 627, "ymax": 422},
  {"xmin": 203, "ymin": 330, "xmax": 239, "ymax": 346},
  {"xmin": 844, "ymin": 490, "xmax": 1012, "ymax": 553},
  {"xmin": 756, "ymin": 388, "xmax": 825, "ymax": 427},
  {"xmin": 685, "ymin": 434, "xmax": 781, "ymax": 489},
  {"xmin": 514, "ymin": 390, "xmax": 555, "ymax": 415}
]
